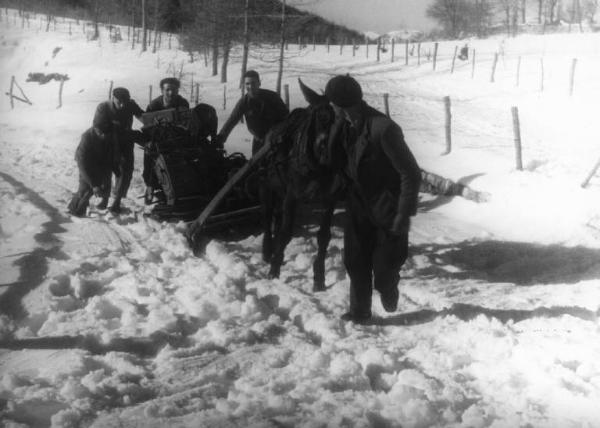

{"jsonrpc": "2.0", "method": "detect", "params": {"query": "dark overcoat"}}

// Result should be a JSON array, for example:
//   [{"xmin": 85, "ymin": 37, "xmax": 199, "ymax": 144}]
[
  {"xmin": 343, "ymin": 103, "xmax": 421, "ymax": 232},
  {"xmin": 75, "ymin": 128, "xmax": 114, "ymax": 187}
]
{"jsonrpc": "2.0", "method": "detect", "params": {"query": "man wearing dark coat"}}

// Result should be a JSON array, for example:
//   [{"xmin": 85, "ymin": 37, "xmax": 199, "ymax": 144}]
[
  {"xmin": 215, "ymin": 70, "xmax": 288, "ymax": 155},
  {"xmin": 325, "ymin": 75, "xmax": 422, "ymax": 324},
  {"xmin": 67, "ymin": 127, "xmax": 115, "ymax": 217},
  {"xmin": 92, "ymin": 87, "xmax": 144, "ymax": 213},
  {"xmin": 143, "ymin": 77, "xmax": 190, "ymax": 203}
]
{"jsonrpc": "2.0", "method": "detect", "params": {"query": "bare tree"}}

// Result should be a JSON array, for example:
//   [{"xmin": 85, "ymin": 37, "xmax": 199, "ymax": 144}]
[
  {"xmin": 240, "ymin": 0, "xmax": 250, "ymax": 89},
  {"xmin": 582, "ymin": 0, "xmax": 599, "ymax": 23},
  {"xmin": 141, "ymin": 0, "xmax": 147, "ymax": 52},
  {"xmin": 426, "ymin": 0, "xmax": 470, "ymax": 38},
  {"xmin": 470, "ymin": 0, "xmax": 493, "ymax": 37},
  {"xmin": 276, "ymin": 0, "xmax": 286, "ymax": 96}
]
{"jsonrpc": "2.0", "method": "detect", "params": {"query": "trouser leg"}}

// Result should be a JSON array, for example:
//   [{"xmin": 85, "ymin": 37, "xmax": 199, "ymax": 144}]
[
  {"xmin": 343, "ymin": 191, "xmax": 375, "ymax": 316},
  {"xmin": 142, "ymin": 151, "xmax": 156, "ymax": 187},
  {"xmin": 98, "ymin": 170, "xmax": 111, "ymax": 206},
  {"xmin": 113, "ymin": 141, "xmax": 134, "ymax": 202},
  {"xmin": 68, "ymin": 174, "xmax": 93, "ymax": 216}
]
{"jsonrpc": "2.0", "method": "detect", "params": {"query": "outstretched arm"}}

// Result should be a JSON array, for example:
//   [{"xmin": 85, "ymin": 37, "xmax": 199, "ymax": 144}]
[
  {"xmin": 216, "ymin": 97, "xmax": 244, "ymax": 146},
  {"xmin": 129, "ymin": 99, "xmax": 145, "ymax": 122}
]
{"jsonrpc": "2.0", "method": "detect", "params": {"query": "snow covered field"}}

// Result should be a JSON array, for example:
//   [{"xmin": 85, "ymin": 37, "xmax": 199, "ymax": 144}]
[{"xmin": 1, "ymin": 9, "xmax": 600, "ymax": 428}]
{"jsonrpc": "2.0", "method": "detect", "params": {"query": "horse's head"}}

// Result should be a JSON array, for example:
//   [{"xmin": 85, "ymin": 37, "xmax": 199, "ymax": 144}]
[{"xmin": 298, "ymin": 78, "xmax": 338, "ymax": 166}]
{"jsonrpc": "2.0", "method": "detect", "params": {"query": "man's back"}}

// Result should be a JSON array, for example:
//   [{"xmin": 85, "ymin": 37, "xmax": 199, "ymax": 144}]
[{"xmin": 93, "ymin": 100, "xmax": 143, "ymax": 135}]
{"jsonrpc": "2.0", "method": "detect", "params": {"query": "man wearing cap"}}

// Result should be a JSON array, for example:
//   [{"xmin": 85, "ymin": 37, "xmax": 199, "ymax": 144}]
[
  {"xmin": 325, "ymin": 75, "xmax": 422, "ymax": 323},
  {"xmin": 215, "ymin": 70, "xmax": 288, "ymax": 154},
  {"xmin": 92, "ymin": 87, "xmax": 144, "ymax": 213},
  {"xmin": 143, "ymin": 77, "xmax": 190, "ymax": 203}
]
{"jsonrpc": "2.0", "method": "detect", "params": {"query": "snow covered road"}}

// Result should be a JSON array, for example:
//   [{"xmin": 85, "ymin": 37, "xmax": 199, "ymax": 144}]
[{"xmin": 2, "ymin": 11, "xmax": 600, "ymax": 427}]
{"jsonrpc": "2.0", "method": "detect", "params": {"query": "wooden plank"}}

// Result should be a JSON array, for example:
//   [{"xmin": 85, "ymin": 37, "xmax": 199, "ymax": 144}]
[{"xmin": 187, "ymin": 141, "xmax": 271, "ymax": 240}]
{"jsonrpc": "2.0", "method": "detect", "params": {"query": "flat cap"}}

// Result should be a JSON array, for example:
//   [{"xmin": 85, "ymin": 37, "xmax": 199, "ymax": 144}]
[
  {"xmin": 325, "ymin": 75, "xmax": 363, "ymax": 108},
  {"xmin": 112, "ymin": 87, "xmax": 130, "ymax": 102}
]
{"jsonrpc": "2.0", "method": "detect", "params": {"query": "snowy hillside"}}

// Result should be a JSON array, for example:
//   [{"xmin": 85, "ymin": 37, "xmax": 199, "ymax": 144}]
[{"xmin": 2, "ymin": 9, "xmax": 600, "ymax": 428}]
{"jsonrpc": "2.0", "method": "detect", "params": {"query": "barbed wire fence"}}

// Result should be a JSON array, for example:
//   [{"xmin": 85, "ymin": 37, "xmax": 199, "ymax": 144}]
[{"xmin": 4, "ymin": 6, "xmax": 599, "ymax": 188}]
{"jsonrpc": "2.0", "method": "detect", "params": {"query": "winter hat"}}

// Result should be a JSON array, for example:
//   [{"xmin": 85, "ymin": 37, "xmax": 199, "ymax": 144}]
[
  {"xmin": 160, "ymin": 77, "xmax": 181, "ymax": 89},
  {"xmin": 112, "ymin": 87, "xmax": 130, "ymax": 102},
  {"xmin": 325, "ymin": 75, "xmax": 363, "ymax": 108}
]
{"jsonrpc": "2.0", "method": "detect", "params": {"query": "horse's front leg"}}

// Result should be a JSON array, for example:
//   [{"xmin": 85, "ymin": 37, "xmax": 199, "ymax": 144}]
[
  {"xmin": 312, "ymin": 198, "xmax": 335, "ymax": 292},
  {"xmin": 269, "ymin": 192, "xmax": 296, "ymax": 279}
]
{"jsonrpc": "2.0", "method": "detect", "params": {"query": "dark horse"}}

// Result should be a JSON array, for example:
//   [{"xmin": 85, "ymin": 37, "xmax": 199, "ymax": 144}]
[{"xmin": 260, "ymin": 79, "xmax": 345, "ymax": 291}]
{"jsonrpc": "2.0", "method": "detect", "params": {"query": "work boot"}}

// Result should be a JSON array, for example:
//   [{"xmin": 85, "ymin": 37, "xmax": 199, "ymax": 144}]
[
  {"xmin": 341, "ymin": 310, "xmax": 372, "ymax": 325},
  {"xmin": 380, "ymin": 286, "xmax": 399, "ymax": 313},
  {"xmin": 144, "ymin": 186, "xmax": 153, "ymax": 205},
  {"xmin": 109, "ymin": 200, "xmax": 121, "ymax": 214},
  {"xmin": 96, "ymin": 198, "xmax": 108, "ymax": 210}
]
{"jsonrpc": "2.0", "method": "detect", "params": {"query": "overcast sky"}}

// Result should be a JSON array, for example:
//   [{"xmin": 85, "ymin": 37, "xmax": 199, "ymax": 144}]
[{"xmin": 290, "ymin": 0, "xmax": 437, "ymax": 34}]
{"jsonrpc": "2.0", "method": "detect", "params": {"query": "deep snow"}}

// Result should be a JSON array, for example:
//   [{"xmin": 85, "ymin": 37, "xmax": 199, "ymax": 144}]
[{"xmin": 1, "ymin": 9, "xmax": 600, "ymax": 428}]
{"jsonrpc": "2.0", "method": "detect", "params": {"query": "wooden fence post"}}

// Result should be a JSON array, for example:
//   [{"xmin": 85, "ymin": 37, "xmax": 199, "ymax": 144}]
[
  {"xmin": 326, "ymin": 37, "xmax": 330, "ymax": 53},
  {"xmin": 9, "ymin": 75, "xmax": 15, "ymax": 109},
  {"xmin": 391, "ymin": 39, "xmax": 395, "ymax": 62},
  {"xmin": 365, "ymin": 36, "xmax": 369, "ymax": 58},
  {"xmin": 352, "ymin": 38, "xmax": 356, "ymax": 57},
  {"xmin": 581, "ymin": 157, "xmax": 600, "ymax": 188},
  {"xmin": 340, "ymin": 38, "xmax": 344, "ymax": 55},
  {"xmin": 57, "ymin": 78, "xmax": 65, "ymax": 108},
  {"xmin": 471, "ymin": 49, "xmax": 476, "ymax": 78},
  {"xmin": 516, "ymin": 56, "xmax": 521, "ymax": 86},
  {"xmin": 444, "ymin": 96, "xmax": 451, "ymax": 154},
  {"xmin": 284, "ymin": 83, "xmax": 290, "ymax": 109},
  {"xmin": 168, "ymin": 33, "xmax": 172, "ymax": 49},
  {"xmin": 313, "ymin": 34, "xmax": 316, "ymax": 51},
  {"xmin": 417, "ymin": 42, "xmax": 421, "ymax": 65},
  {"xmin": 490, "ymin": 52, "xmax": 498, "ymax": 82},
  {"xmin": 223, "ymin": 84, "xmax": 226, "ymax": 110},
  {"xmin": 383, "ymin": 93, "xmax": 390, "ymax": 117},
  {"xmin": 195, "ymin": 83, "xmax": 200, "ymax": 105},
  {"xmin": 433, "ymin": 42, "xmax": 438, "ymax": 70},
  {"xmin": 511, "ymin": 106, "xmax": 523, "ymax": 171},
  {"xmin": 451, "ymin": 45, "xmax": 458, "ymax": 73},
  {"xmin": 405, "ymin": 40, "xmax": 409, "ymax": 65},
  {"xmin": 569, "ymin": 58, "xmax": 577, "ymax": 96},
  {"xmin": 108, "ymin": 80, "xmax": 113, "ymax": 100},
  {"xmin": 376, "ymin": 37, "xmax": 381, "ymax": 62},
  {"xmin": 149, "ymin": 85, "xmax": 152, "ymax": 105}
]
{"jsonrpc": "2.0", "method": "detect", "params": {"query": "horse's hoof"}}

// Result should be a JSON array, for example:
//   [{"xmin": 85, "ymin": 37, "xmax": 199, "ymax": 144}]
[
  {"xmin": 268, "ymin": 267, "xmax": 280, "ymax": 279},
  {"xmin": 313, "ymin": 281, "xmax": 326, "ymax": 292}
]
